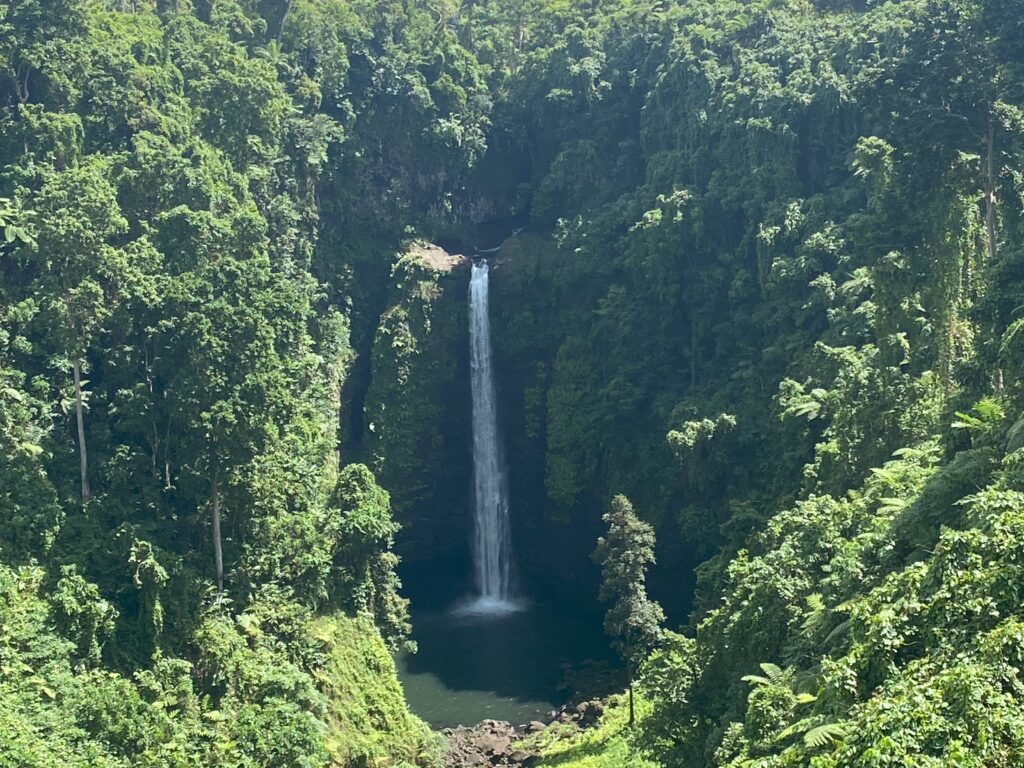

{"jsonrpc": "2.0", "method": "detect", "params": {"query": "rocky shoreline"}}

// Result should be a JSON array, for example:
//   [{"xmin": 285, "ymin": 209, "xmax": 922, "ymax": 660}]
[{"xmin": 444, "ymin": 700, "xmax": 604, "ymax": 767}]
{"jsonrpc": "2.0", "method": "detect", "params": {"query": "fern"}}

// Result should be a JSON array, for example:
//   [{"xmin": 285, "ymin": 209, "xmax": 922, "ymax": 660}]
[
  {"xmin": 878, "ymin": 496, "xmax": 908, "ymax": 515},
  {"xmin": 801, "ymin": 593, "xmax": 826, "ymax": 635},
  {"xmin": 952, "ymin": 397, "xmax": 1005, "ymax": 432},
  {"xmin": 952, "ymin": 412, "xmax": 985, "ymax": 430},
  {"xmin": 824, "ymin": 618, "xmax": 852, "ymax": 645},
  {"xmin": 974, "ymin": 397, "xmax": 1005, "ymax": 422},
  {"xmin": 804, "ymin": 721, "xmax": 848, "ymax": 749},
  {"xmin": 777, "ymin": 719, "xmax": 807, "ymax": 743},
  {"xmin": 790, "ymin": 400, "xmax": 822, "ymax": 419},
  {"xmin": 760, "ymin": 662, "xmax": 786, "ymax": 682},
  {"xmin": 868, "ymin": 465, "xmax": 901, "ymax": 485},
  {"xmin": 743, "ymin": 662, "xmax": 788, "ymax": 686}
]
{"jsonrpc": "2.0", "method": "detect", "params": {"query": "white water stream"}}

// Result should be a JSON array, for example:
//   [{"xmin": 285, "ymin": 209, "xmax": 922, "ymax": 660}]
[{"xmin": 466, "ymin": 260, "xmax": 516, "ymax": 613}]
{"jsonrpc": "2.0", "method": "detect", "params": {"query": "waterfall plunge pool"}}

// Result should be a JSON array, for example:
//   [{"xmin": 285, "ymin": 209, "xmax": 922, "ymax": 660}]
[
  {"xmin": 396, "ymin": 601, "xmax": 617, "ymax": 728},
  {"xmin": 395, "ymin": 260, "xmax": 618, "ymax": 729}
]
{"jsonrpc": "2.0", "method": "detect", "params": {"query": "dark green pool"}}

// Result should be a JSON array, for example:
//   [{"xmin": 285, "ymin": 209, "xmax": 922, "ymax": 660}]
[{"xmin": 396, "ymin": 601, "xmax": 616, "ymax": 728}]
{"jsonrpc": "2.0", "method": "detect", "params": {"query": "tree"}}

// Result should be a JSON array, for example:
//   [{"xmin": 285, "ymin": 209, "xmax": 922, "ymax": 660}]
[
  {"xmin": 593, "ymin": 493, "xmax": 664, "ymax": 726},
  {"xmin": 28, "ymin": 161, "xmax": 128, "ymax": 504}
]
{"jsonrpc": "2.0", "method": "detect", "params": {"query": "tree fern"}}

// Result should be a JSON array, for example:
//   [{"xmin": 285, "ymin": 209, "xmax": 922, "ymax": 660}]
[
  {"xmin": 952, "ymin": 397, "xmax": 1005, "ymax": 432},
  {"xmin": 801, "ymin": 593, "xmax": 826, "ymax": 635},
  {"xmin": 777, "ymin": 717, "xmax": 848, "ymax": 750},
  {"xmin": 803, "ymin": 721, "xmax": 848, "ymax": 749},
  {"xmin": 742, "ymin": 662, "xmax": 789, "ymax": 686}
]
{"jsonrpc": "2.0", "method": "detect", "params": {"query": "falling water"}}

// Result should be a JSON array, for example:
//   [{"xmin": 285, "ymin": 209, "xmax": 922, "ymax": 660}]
[{"xmin": 467, "ymin": 259, "xmax": 515, "ymax": 612}]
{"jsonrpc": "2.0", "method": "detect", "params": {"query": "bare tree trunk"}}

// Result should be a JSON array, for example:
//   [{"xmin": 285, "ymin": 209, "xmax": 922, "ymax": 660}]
[
  {"xmin": 152, "ymin": 422, "xmax": 160, "ymax": 477},
  {"xmin": 277, "ymin": 0, "xmax": 293, "ymax": 40},
  {"xmin": 73, "ymin": 358, "xmax": 90, "ymax": 502},
  {"xmin": 164, "ymin": 413, "xmax": 173, "ymax": 489},
  {"xmin": 690, "ymin": 317, "xmax": 699, "ymax": 390},
  {"xmin": 627, "ymin": 662, "xmax": 635, "ymax": 727},
  {"xmin": 212, "ymin": 476, "xmax": 223, "ymax": 591},
  {"xmin": 15, "ymin": 64, "xmax": 30, "ymax": 104},
  {"xmin": 146, "ymin": 350, "xmax": 160, "ymax": 479},
  {"xmin": 462, "ymin": 0, "xmax": 476, "ymax": 47},
  {"xmin": 986, "ymin": 115, "xmax": 997, "ymax": 262}
]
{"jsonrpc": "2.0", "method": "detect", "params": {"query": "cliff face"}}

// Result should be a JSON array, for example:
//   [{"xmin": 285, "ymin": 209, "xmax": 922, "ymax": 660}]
[
  {"xmin": 487, "ymin": 233, "xmax": 699, "ymax": 616},
  {"xmin": 357, "ymin": 235, "xmax": 687, "ymax": 613},
  {"xmin": 487, "ymin": 235, "xmax": 607, "ymax": 606},
  {"xmin": 356, "ymin": 235, "xmax": 668, "ymax": 611},
  {"xmin": 363, "ymin": 243, "xmax": 474, "ymax": 575},
  {"xmin": 358, "ymin": 238, "xmax": 609, "ymax": 608}
]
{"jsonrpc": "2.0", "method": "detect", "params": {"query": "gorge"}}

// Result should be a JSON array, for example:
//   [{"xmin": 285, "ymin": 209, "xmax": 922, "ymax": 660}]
[
  {"xmin": 4, "ymin": 0, "xmax": 1024, "ymax": 766},
  {"xmin": 396, "ymin": 251, "xmax": 614, "ymax": 729}
]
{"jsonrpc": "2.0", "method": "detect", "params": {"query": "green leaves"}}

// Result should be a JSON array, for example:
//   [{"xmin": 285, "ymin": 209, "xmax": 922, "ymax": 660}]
[
  {"xmin": 802, "ymin": 720, "xmax": 848, "ymax": 749},
  {"xmin": 594, "ymin": 495, "xmax": 664, "ymax": 668},
  {"xmin": 952, "ymin": 397, "xmax": 1006, "ymax": 434},
  {"xmin": 778, "ymin": 379, "xmax": 829, "ymax": 421},
  {"xmin": 0, "ymin": 197, "xmax": 35, "ymax": 248},
  {"xmin": 741, "ymin": 662, "xmax": 789, "ymax": 687}
]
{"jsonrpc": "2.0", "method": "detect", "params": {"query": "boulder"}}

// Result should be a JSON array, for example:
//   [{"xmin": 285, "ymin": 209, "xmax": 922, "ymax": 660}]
[
  {"xmin": 447, "ymin": 718, "xmax": 536, "ymax": 767},
  {"xmin": 577, "ymin": 700, "xmax": 604, "ymax": 727},
  {"xmin": 475, "ymin": 732, "xmax": 511, "ymax": 755}
]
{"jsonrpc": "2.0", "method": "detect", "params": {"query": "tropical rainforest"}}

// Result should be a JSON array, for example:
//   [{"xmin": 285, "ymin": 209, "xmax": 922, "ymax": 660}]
[{"xmin": 3, "ymin": 0, "xmax": 1024, "ymax": 765}]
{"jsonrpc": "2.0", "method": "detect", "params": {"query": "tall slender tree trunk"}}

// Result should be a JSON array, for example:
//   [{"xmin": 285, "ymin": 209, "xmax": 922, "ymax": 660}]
[
  {"xmin": 164, "ymin": 414, "xmax": 173, "ymax": 489},
  {"xmin": 690, "ymin": 317, "xmax": 699, "ymax": 390},
  {"xmin": 277, "ymin": 0, "xmax": 293, "ymax": 40},
  {"xmin": 627, "ymin": 662, "xmax": 635, "ymax": 727},
  {"xmin": 986, "ymin": 115, "xmax": 998, "ymax": 263},
  {"xmin": 73, "ymin": 358, "xmax": 90, "ymax": 503},
  {"xmin": 212, "ymin": 476, "xmax": 223, "ymax": 591},
  {"xmin": 463, "ymin": 0, "xmax": 476, "ymax": 47}
]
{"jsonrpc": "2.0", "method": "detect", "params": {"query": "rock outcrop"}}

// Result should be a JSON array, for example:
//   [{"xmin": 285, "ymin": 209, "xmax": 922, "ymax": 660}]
[
  {"xmin": 362, "ymin": 242, "xmax": 472, "ymax": 566},
  {"xmin": 443, "ymin": 701, "xmax": 606, "ymax": 767},
  {"xmin": 445, "ymin": 720, "xmax": 526, "ymax": 768}
]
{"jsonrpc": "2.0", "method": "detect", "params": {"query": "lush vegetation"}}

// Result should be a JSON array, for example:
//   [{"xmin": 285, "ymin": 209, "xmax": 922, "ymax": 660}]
[
  {"xmin": 4, "ymin": 0, "xmax": 1024, "ymax": 765},
  {"xmin": 0, "ymin": 0, "xmax": 471, "ymax": 763},
  {"xmin": 474, "ymin": 0, "xmax": 1024, "ymax": 764}
]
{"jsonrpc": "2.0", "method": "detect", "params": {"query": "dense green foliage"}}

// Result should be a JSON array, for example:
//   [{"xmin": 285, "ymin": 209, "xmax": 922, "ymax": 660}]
[
  {"xmin": 5, "ymin": 0, "xmax": 1024, "ymax": 765},
  {"xmin": 532, "ymin": 694, "xmax": 658, "ymax": 768},
  {"xmin": 0, "ymin": 0, "xmax": 478, "ymax": 763},
  {"xmin": 469, "ymin": 0, "xmax": 1024, "ymax": 764}
]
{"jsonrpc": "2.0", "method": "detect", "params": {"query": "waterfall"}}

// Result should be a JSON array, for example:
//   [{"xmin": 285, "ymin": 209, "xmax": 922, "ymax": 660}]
[{"xmin": 467, "ymin": 259, "xmax": 516, "ymax": 612}]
